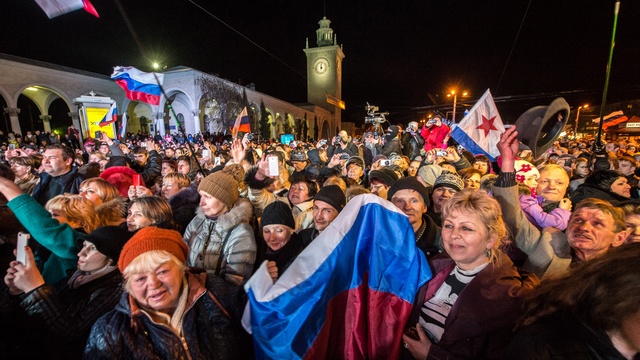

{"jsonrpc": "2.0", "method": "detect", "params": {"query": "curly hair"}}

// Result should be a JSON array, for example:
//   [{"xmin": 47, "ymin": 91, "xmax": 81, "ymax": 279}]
[{"xmin": 45, "ymin": 194, "xmax": 100, "ymax": 233}]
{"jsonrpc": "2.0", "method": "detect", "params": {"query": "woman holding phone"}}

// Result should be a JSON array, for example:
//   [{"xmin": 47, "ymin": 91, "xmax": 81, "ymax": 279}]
[{"xmin": 2, "ymin": 226, "xmax": 133, "ymax": 359}]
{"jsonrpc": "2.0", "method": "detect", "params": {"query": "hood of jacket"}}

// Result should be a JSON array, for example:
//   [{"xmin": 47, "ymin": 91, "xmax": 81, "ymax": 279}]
[
  {"xmin": 195, "ymin": 197, "xmax": 253, "ymax": 232},
  {"xmin": 168, "ymin": 183, "xmax": 200, "ymax": 209}
]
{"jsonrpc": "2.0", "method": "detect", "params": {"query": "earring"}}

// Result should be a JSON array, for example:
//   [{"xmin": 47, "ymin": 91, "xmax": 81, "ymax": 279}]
[{"xmin": 486, "ymin": 249, "xmax": 491, "ymax": 258}]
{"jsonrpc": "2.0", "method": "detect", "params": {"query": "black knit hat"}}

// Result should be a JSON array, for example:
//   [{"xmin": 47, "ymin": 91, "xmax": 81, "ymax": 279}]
[
  {"xmin": 314, "ymin": 185, "xmax": 346, "ymax": 212},
  {"xmin": 387, "ymin": 176, "xmax": 430, "ymax": 207},
  {"xmin": 261, "ymin": 201, "xmax": 295, "ymax": 229},
  {"xmin": 78, "ymin": 226, "xmax": 135, "ymax": 263},
  {"xmin": 369, "ymin": 168, "xmax": 399, "ymax": 187}
]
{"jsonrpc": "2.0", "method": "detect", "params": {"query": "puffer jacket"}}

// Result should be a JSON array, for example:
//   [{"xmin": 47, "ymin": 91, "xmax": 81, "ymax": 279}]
[
  {"xmin": 183, "ymin": 198, "xmax": 256, "ymax": 286},
  {"xmin": 84, "ymin": 271, "xmax": 246, "ymax": 360}
]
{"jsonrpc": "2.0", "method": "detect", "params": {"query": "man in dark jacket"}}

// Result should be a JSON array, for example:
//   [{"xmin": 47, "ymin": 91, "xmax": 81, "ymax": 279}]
[
  {"xmin": 388, "ymin": 177, "xmax": 442, "ymax": 259},
  {"xmin": 327, "ymin": 130, "xmax": 359, "ymax": 158},
  {"xmin": 32, "ymin": 144, "xmax": 84, "ymax": 206},
  {"xmin": 130, "ymin": 143, "xmax": 162, "ymax": 187},
  {"xmin": 382, "ymin": 125, "xmax": 403, "ymax": 157},
  {"xmin": 402, "ymin": 121, "xmax": 425, "ymax": 160}
]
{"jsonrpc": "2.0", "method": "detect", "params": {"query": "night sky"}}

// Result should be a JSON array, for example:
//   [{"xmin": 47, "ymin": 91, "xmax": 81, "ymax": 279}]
[{"xmin": 2, "ymin": 0, "xmax": 640, "ymax": 125}]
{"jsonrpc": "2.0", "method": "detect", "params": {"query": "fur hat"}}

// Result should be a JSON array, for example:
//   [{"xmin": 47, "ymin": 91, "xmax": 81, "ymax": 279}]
[
  {"xmin": 198, "ymin": 170, "xmax": 239, "ymax": 210},
  {"xmin": 261, "ymin": 201, "xmax": 295, "ymax": 229},
  {"xmin": 369, "ymin": 168, "xmax": 399, "ymax": 187},
  {"xmin": 117, "ymin": 227, "xmax": 188, "ymax": 273},
  {"xmin": 514, "ymin": 160, "xmax": 540, "ymax": 184},
  {"xmin": 314, "ymin": 185, "xmax": 346, "ymax": 212},
  {"xmin": 79, "ymin": 226, "xmax": 134, "ymax": 264},
  {"xmin": 433, "ymin": 171, "xmax": 464, "ymax": 192},
  {"xmin": 387, "ymin": 176, "xmax": 430, "ymax": 207}
]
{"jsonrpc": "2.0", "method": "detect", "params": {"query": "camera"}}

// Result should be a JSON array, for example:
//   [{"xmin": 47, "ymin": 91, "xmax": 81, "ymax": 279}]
[
  {"xmin": 436, "ymin": 150, "xmax": 447, "ymax": 157},
  {"xmin": 339, "ymin": 153, "xmax": 350, "ymax": 160},
  {"xmin": 333, "ymin": 136, "xmax": 342, "ymax": 146},
  {"xmin": 247, "ymin": 133, "xmax": 254, "ymax": 141},
  {"xmin": 380, "ymin": 159, "xmax": 392, "ymax": 167}
]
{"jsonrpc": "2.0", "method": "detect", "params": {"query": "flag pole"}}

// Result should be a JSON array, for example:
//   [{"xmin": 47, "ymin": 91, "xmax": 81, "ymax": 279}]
[
  {"xmin": 114, "ymin": 0, "xmax": 207, "ymax": 176},
  {"xmin": 593, "ymin": 1, "xmax": 620, "ymax": 153}
]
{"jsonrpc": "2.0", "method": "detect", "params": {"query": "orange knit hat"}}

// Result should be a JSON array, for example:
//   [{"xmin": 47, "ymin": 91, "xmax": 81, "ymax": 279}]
[{"xmin": 117, "ymin": 226, "xmax": 189, "ymax": 273}]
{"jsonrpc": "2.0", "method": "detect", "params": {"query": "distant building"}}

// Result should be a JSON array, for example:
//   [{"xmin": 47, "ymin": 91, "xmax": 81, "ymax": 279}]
[{"xmin": 0, "ymin": 16, "xmax": 344, "ymax": 142}]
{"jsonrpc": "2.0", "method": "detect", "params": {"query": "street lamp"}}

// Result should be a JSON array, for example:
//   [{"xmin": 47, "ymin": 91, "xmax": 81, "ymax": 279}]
[
  {"xmin": 447, "ymin": 90, "xmax": 469, "ymax": 124},
  {"xmin": 574, "ymin": 104, "xmax": 589, "ymax": 137}
]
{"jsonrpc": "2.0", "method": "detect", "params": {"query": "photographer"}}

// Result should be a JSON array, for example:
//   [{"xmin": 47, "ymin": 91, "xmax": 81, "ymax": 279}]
[
  {"xmin": 402, "ymin": 121, "xmax": 425, "ymax": 160},
  {"xmin": 420, "ymin": 115, "xmax": 450, "ymax": 152},
  {"xmin": 382, "ymin": 125, "xmax": 403, "ymax": 157},
  {"xmin": 326, "ymin": 130, "xmax": 358, "ymax": 158}
]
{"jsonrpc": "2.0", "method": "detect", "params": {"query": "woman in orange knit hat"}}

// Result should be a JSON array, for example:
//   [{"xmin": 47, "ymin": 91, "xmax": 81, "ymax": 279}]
[{"xmin": 85, "ymin": 226, "xmax": 246, "ymax": 359}]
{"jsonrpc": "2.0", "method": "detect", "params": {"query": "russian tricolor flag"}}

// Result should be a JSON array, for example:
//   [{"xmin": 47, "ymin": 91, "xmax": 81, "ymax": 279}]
[
  {"xmin": 231, "ymin": 107, "xmax": 251, "ymax": 137},
  {"xmin": 99, "ymin": 103, "xmax": 117, "ymax": 127},
  {"xmin": 111, "ymin": 66, "xmax": 164, "ymax": 106},
  {"xmin": 593, "ymin": 110, "xmax": 629, "ymax": 131},
  {"xmin": 243, "ymin": 194, "xmax": 432, "ymax": 359}
]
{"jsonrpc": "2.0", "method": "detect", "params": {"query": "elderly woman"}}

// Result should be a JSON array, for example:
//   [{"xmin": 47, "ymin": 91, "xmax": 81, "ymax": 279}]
[
  {"xmin": 403, "ymin": 189, "xmax": 539, "ymax": 359},
  {"xmin": 2, "ymin": 226, "xmax": 133, "ymax": 359},
  {"xmin": 288, "ymin": 176, "xmax": 317, "ymax": 231},
  {"xmin": 506, "ymin": 243, "xmax": 640, "ymax": 359},
  {"xmin": 257, "ymin": 201, "xmax": 305, "ymax": 281},
  {"xmin": 570, "ymin": 170, "xmax": 632, "ymax": 208},
  {"xmin": 9, "ymin": 156, "xmax": 39, "ymax": 194},
  {"xmin": 183, "ymin": 169, "xmax": 256, "ymax": 286},
  {"xmin": 84, "ymin": 227, "xmax": 243, "ymax": 359}
]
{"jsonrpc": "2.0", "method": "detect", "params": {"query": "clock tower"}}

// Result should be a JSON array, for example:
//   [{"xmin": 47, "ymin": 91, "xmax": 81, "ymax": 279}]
[{"xmin": 304, "ymin": 16, "xmax": 345, "ymax": 121}]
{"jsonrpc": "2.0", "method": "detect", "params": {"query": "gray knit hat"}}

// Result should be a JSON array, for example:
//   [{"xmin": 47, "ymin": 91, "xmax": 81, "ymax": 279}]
[
  {"xmin": 261, "ymin": 201, "xmax": 295, "ymax": 229},
  {"xmin": 198, "ymin": 170, "xmax": 239, "ymax": 210},
  {"xmin": 314, "ymin": 185, "xmax": 346, "ymax": 212},
  {"xmin": 417, "ymin": 165, "xmax": 443, "ymax": 186},
  {"xmin": 433, "ymin": 171, "xmax": 464, "ymax": 192}
]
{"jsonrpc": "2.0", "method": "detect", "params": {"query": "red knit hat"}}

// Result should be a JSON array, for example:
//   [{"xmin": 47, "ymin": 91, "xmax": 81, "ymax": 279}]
[{"xmin": 117, "ymin": 227, "xmax": 188, "ymax": 273}]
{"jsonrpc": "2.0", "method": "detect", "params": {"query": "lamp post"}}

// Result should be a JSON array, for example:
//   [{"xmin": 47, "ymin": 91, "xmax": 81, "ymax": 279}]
[
  {"xmin": 447, "ymin": 90, "xmax": 468, "ymax": 124},
  {"xmin": 574, "ymin": 104, "xmax": 589, "ymax": 137}
]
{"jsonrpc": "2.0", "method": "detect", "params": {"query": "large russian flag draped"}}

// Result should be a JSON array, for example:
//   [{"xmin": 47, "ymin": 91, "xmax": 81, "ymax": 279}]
[
  {"xmin": 450, "ymin": 89, "xmax": 505, "ymax": 161},
  {"xmin": 99, "ymin": 103, "xmax": 117, "ymax": 127},
  {"xmin": 111, "ymin": 66, "xmax": 164, "ymax": 105},
  {"xmin": 243, "ymin": 194, "xmax": 432, "ymax": 359},
  {"xmin": 231, "ymin": 107, "xmax": 251, "ymax": 137}
]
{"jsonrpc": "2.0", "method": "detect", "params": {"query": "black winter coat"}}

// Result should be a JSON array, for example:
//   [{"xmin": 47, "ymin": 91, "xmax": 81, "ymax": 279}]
[
  {"xmin": 84, "ymin": 270, "xmax": 246, "ymax": 360},
  {"xmin": 168, "ymin": 184, "xmax": 200, "ymax": 235},
  {"xmin": 0, "ymin": 268, "xmax": 123, "ymax": 359},
  {"xmin": 505, "ymin": 312, "xmax": 628, "ymax": 360}
]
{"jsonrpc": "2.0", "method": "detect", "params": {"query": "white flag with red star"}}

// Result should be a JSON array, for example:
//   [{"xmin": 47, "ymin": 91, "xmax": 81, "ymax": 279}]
[{"xmin": 450, "ymin": 89, "xmax": 505, "ymax": 160}]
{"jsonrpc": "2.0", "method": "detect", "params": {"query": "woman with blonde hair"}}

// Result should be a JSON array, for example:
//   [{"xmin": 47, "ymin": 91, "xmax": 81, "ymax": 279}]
[
  {"xmin": 0, "ymin": 176, "xmax": 99, "ymax": 284},
  {"xmin": 403, "ymin": 189, "xmax": 539, "ymax": 359},
  {"xmin": 79, "ymin": 177, "xmax": 127, "ymax": 226},
  {"xmin": 85, "ymin": 227, "xmax": 243, "ymax": 359}
]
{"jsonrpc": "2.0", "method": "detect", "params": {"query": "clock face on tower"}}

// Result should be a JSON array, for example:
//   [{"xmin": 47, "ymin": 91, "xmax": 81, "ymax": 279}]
[{"xmin": 314, "ymin": 58, "xmax": 329, "ymax": 74}]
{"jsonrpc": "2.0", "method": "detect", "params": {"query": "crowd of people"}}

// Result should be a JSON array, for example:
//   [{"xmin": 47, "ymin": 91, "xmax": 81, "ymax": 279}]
[{"xmin": 0, "ymin": 117, "xmax": 639, "ymax": 359}]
